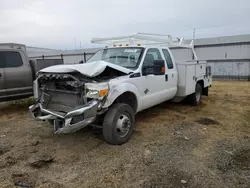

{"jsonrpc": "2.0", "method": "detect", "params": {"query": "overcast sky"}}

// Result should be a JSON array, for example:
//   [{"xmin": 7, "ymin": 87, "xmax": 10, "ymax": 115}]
[{"xmin": 0, "ymin": 0, "xmax": 250, "ymax": 49}]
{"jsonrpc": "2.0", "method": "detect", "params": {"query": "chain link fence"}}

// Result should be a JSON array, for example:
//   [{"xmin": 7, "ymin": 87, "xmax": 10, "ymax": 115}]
[{"xmin": 31, "ymin": 52, "xmax": 250, "ymax": 81}]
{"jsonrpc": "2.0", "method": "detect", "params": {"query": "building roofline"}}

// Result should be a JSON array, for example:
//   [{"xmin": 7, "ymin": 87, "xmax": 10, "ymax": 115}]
[{"xmin": 188, "ymin": 34, "xmax": 250, "ymax": 46}]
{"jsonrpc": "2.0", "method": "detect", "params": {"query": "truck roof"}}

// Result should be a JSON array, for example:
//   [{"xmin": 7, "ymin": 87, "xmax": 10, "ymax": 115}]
[{"xmin": 0, "ymin": 43, "xmax": 26, "ymax": 51}]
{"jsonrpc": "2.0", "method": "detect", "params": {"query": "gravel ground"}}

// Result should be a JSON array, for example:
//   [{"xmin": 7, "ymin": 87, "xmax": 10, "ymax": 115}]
[{"xmin": 0, "ymin": 81, "xmax": 250, "ymax": 188}]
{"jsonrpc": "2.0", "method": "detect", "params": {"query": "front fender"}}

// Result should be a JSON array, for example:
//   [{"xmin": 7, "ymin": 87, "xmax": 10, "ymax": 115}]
[{"xmin": 102, "ymin": 83, "xmax": 142, "ymax": 112}]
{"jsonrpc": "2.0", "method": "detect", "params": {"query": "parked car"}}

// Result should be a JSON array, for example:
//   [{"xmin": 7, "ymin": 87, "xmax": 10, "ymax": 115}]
[
  {"xmin": 29, "ymin": 33, "xmax": 212, "ymax": 145},
  {"xmin": 0, "ymin": 43, "xmax": 63, "ymax": 102}
]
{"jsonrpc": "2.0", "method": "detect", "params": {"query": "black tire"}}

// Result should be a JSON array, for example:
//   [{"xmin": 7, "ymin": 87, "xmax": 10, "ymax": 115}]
[
  {"xmin": 102, "ymin": 103, "xmax": 135, "ymax": 145},
  {"xmin": 188, "ymin": 83, "xmax": 202, "ymax": 106}
]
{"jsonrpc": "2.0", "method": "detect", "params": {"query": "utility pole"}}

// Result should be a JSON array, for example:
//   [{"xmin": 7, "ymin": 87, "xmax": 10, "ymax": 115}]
[{"xmin": 193, "ymin": 28, "xmax": 196, "ymax": 40}]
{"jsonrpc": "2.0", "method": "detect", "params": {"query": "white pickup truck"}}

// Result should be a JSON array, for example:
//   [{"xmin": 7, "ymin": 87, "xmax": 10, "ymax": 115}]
[{"xmin": 29, "ymin": 33, "xmax": 212, "ymax": 145}]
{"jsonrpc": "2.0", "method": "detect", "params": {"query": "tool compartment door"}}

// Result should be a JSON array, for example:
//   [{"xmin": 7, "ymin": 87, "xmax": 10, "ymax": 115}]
[
  {"xmin": 195, "ymin": 60, "xmax": 206, "ymax": 77},
  {"xmin": 176, "ymin": 62, "xmax": 196, "ymax": 97}
]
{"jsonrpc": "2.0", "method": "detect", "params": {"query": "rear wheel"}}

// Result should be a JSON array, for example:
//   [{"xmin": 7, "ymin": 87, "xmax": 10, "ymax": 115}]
[
  {"xmin": 188, "ymin": 83, "xmax": 202, "ymax": 106},
  {"xmin": 102, "ymin": 103, "xmax": 135, "ymax": 145}
]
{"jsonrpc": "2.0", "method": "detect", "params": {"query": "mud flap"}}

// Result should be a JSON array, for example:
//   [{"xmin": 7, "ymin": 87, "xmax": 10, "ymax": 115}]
[{"xmin": 203, "ymin": 87, "xmax": 209, "ymax": 96}]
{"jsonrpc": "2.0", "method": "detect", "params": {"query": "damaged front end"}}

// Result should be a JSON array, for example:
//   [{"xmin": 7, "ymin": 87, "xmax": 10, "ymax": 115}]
[{"xmin": 29, "ymin": 72, "xmax": 108, "ymax": 134}]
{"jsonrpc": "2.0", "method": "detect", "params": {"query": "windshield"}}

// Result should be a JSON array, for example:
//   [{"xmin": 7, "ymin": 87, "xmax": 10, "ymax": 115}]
[{"xmin": 87, "ymin": 47, "xmax": 144, "ymax": 69}]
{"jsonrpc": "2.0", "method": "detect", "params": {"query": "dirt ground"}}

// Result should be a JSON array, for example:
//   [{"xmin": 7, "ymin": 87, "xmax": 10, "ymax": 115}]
[{"xmin": 0, "ymin": 81, "xmax": 250, "ymax": 188}]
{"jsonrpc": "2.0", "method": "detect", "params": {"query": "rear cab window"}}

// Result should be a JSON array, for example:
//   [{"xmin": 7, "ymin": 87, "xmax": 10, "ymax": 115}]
[
  {"xmin": 162, "ymin": 49, "xmax": 174, "ymax": 69},
  {"xmin": 0, "ymin": 51, "xmax": 23, "ymax": 68}
]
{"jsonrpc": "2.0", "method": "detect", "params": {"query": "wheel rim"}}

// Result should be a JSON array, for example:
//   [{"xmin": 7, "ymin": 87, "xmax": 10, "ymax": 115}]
[
  {"xmin": 116, "ymin": 113, "xmax": 131, "ymax": 138},
  {"xmin": 196, "ymin": 86, "xmax": 201, "ymax": 102}
]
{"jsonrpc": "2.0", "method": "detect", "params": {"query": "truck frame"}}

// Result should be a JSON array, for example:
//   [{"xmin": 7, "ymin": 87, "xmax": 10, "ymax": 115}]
[{"xmin": 29, "ymin": 33, "xmax": 212, "ymax": 145}]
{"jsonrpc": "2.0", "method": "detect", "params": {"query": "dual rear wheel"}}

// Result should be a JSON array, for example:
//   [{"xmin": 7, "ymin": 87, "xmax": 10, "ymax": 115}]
[{"xmin": 188, "ymin": 83, "xmax": 203, "ymax": 106}]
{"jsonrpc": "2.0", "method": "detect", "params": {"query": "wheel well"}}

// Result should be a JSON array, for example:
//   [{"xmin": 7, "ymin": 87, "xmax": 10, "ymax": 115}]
[
  {"xmin": 197, "ymin": 80, "xmax": 204, "ymax": 89},
  {"xmin": 197, "ymin": 80, "xmax": 208, "ymax": 96},
  {"xmin": 114, "ymin": 92, "xmax": 138, "ymax": 113}
]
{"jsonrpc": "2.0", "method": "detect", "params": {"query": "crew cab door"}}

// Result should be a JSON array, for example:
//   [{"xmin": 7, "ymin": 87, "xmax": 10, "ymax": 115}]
[
  {"xmin": 1, "ymin": 51, "xmax": 33, "ymax": 97},
  {"xmin": 162, "ymin": 48, "xmax": 178, "ymax": 94},
  {"xmin": 140, "ymin": 48, "xmax": 174, "ymax": 110}
]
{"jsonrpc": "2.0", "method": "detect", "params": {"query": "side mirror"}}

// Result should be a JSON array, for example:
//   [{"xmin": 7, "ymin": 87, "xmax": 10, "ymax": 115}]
[{"xmin": 153, "ymin": 60, "xmax": 165, "ymax": 75}]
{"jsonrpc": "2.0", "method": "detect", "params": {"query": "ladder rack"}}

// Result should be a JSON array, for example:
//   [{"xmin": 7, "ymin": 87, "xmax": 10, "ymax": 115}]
[
  {"xmin": 91, "ymin": 32, "xmax": 193, "ymax": 48},
  {"xmin": 91, "ymin": 33, "xmax": 198, "ymax": 60}
]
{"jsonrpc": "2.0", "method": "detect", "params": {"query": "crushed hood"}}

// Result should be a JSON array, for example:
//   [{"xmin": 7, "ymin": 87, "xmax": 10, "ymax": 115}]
[{"xmin": 39, "ymin": 60, "xmax": 133, "ymax": 77}]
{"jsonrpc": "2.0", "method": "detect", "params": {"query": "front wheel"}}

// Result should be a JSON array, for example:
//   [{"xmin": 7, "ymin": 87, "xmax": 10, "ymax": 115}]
[{"xmin": 102, "ymin": 103, "xmax": 135, "ymax": 145}]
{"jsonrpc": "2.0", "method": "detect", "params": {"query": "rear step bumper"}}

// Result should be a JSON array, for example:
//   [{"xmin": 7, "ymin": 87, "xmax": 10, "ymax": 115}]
[{"xmin": 29, "ymin": 100, "xmax": 99, "ymax": 134}]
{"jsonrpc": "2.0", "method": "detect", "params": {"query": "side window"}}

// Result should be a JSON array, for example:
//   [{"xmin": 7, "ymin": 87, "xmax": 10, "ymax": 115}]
[
  {"xmin": 0, "ymin": 51, "xmax": 23, "ymax": 68},
  {"xmin": 142, "ymin": 48, "xmax": 163, "ymax": 67},
  {"xmin": 4, "ymin": 52, "xmax": 23, "ymax": 68},
  {"xmin": 162, "ymin": 49, "xmax": 174, "ymax": 69}
]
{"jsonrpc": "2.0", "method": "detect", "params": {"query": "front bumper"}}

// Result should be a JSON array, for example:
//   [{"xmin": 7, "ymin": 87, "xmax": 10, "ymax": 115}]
[{"xmin": 29, "ymin": 100, "xmax": 99, "ymax": 134}]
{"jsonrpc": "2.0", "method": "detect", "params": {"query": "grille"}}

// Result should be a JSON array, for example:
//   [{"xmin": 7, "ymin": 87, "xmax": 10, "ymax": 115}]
[
  {"xmin": 41, "ymin": 90, "xmax": 84, "ymax": 113},
  {"xmin": 39, "ymin": 73, "xmax": 85, "ymax": 113}
]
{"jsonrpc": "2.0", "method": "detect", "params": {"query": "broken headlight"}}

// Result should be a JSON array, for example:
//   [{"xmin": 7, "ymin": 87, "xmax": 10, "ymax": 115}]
[
  {"xmin": 33, "ymin": 79, "xmax": 39, "ymax": 99},
  {"xmin": 85, "ymin": 83, "xmax": 109, "ymax": 99},
  {"xmin": 86, "ymin": 90, "xmax": 99, "ymax": 98}
]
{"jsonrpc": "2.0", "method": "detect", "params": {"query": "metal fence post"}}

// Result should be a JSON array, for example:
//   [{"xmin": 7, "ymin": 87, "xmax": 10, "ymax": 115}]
[
  {"xmin": 249, "ymin": 60, "xmax": 250, "ymax": 81},
  {"xmin": 83, "ymin": 52, "xmax": 86, "ymax": 62},
  {"xmin": 61, "ymin": 54, "xmax": 63, "ymax": 60}
]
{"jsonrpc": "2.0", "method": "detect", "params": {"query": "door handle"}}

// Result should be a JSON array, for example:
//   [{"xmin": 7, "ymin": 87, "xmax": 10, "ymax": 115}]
[{"xmin": 165, "ymin": 74, "xmax": 168, "ymax": 81}]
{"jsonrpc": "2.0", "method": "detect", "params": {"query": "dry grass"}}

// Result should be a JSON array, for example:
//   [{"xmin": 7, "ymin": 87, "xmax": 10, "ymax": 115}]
[
  {"xmin": 0, "ymin": 98, "xmax": 34, "ymax": 120},
  {"xmin": 0, "ymin": 81, "xmax": 249, "ymax": 188}
]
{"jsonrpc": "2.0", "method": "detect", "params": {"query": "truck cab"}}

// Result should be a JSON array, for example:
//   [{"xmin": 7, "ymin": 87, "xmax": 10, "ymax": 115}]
[
  {"xmin": 29, "ymin": 33, "xmax": 212, "ymax": 145},
  {"xmin": 86, "ymin": 46, "xmax": 178, "ymax": 112},
  {"xmin": 0, "ymin": 44, "xmax": 33, "ymax": 101}
]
